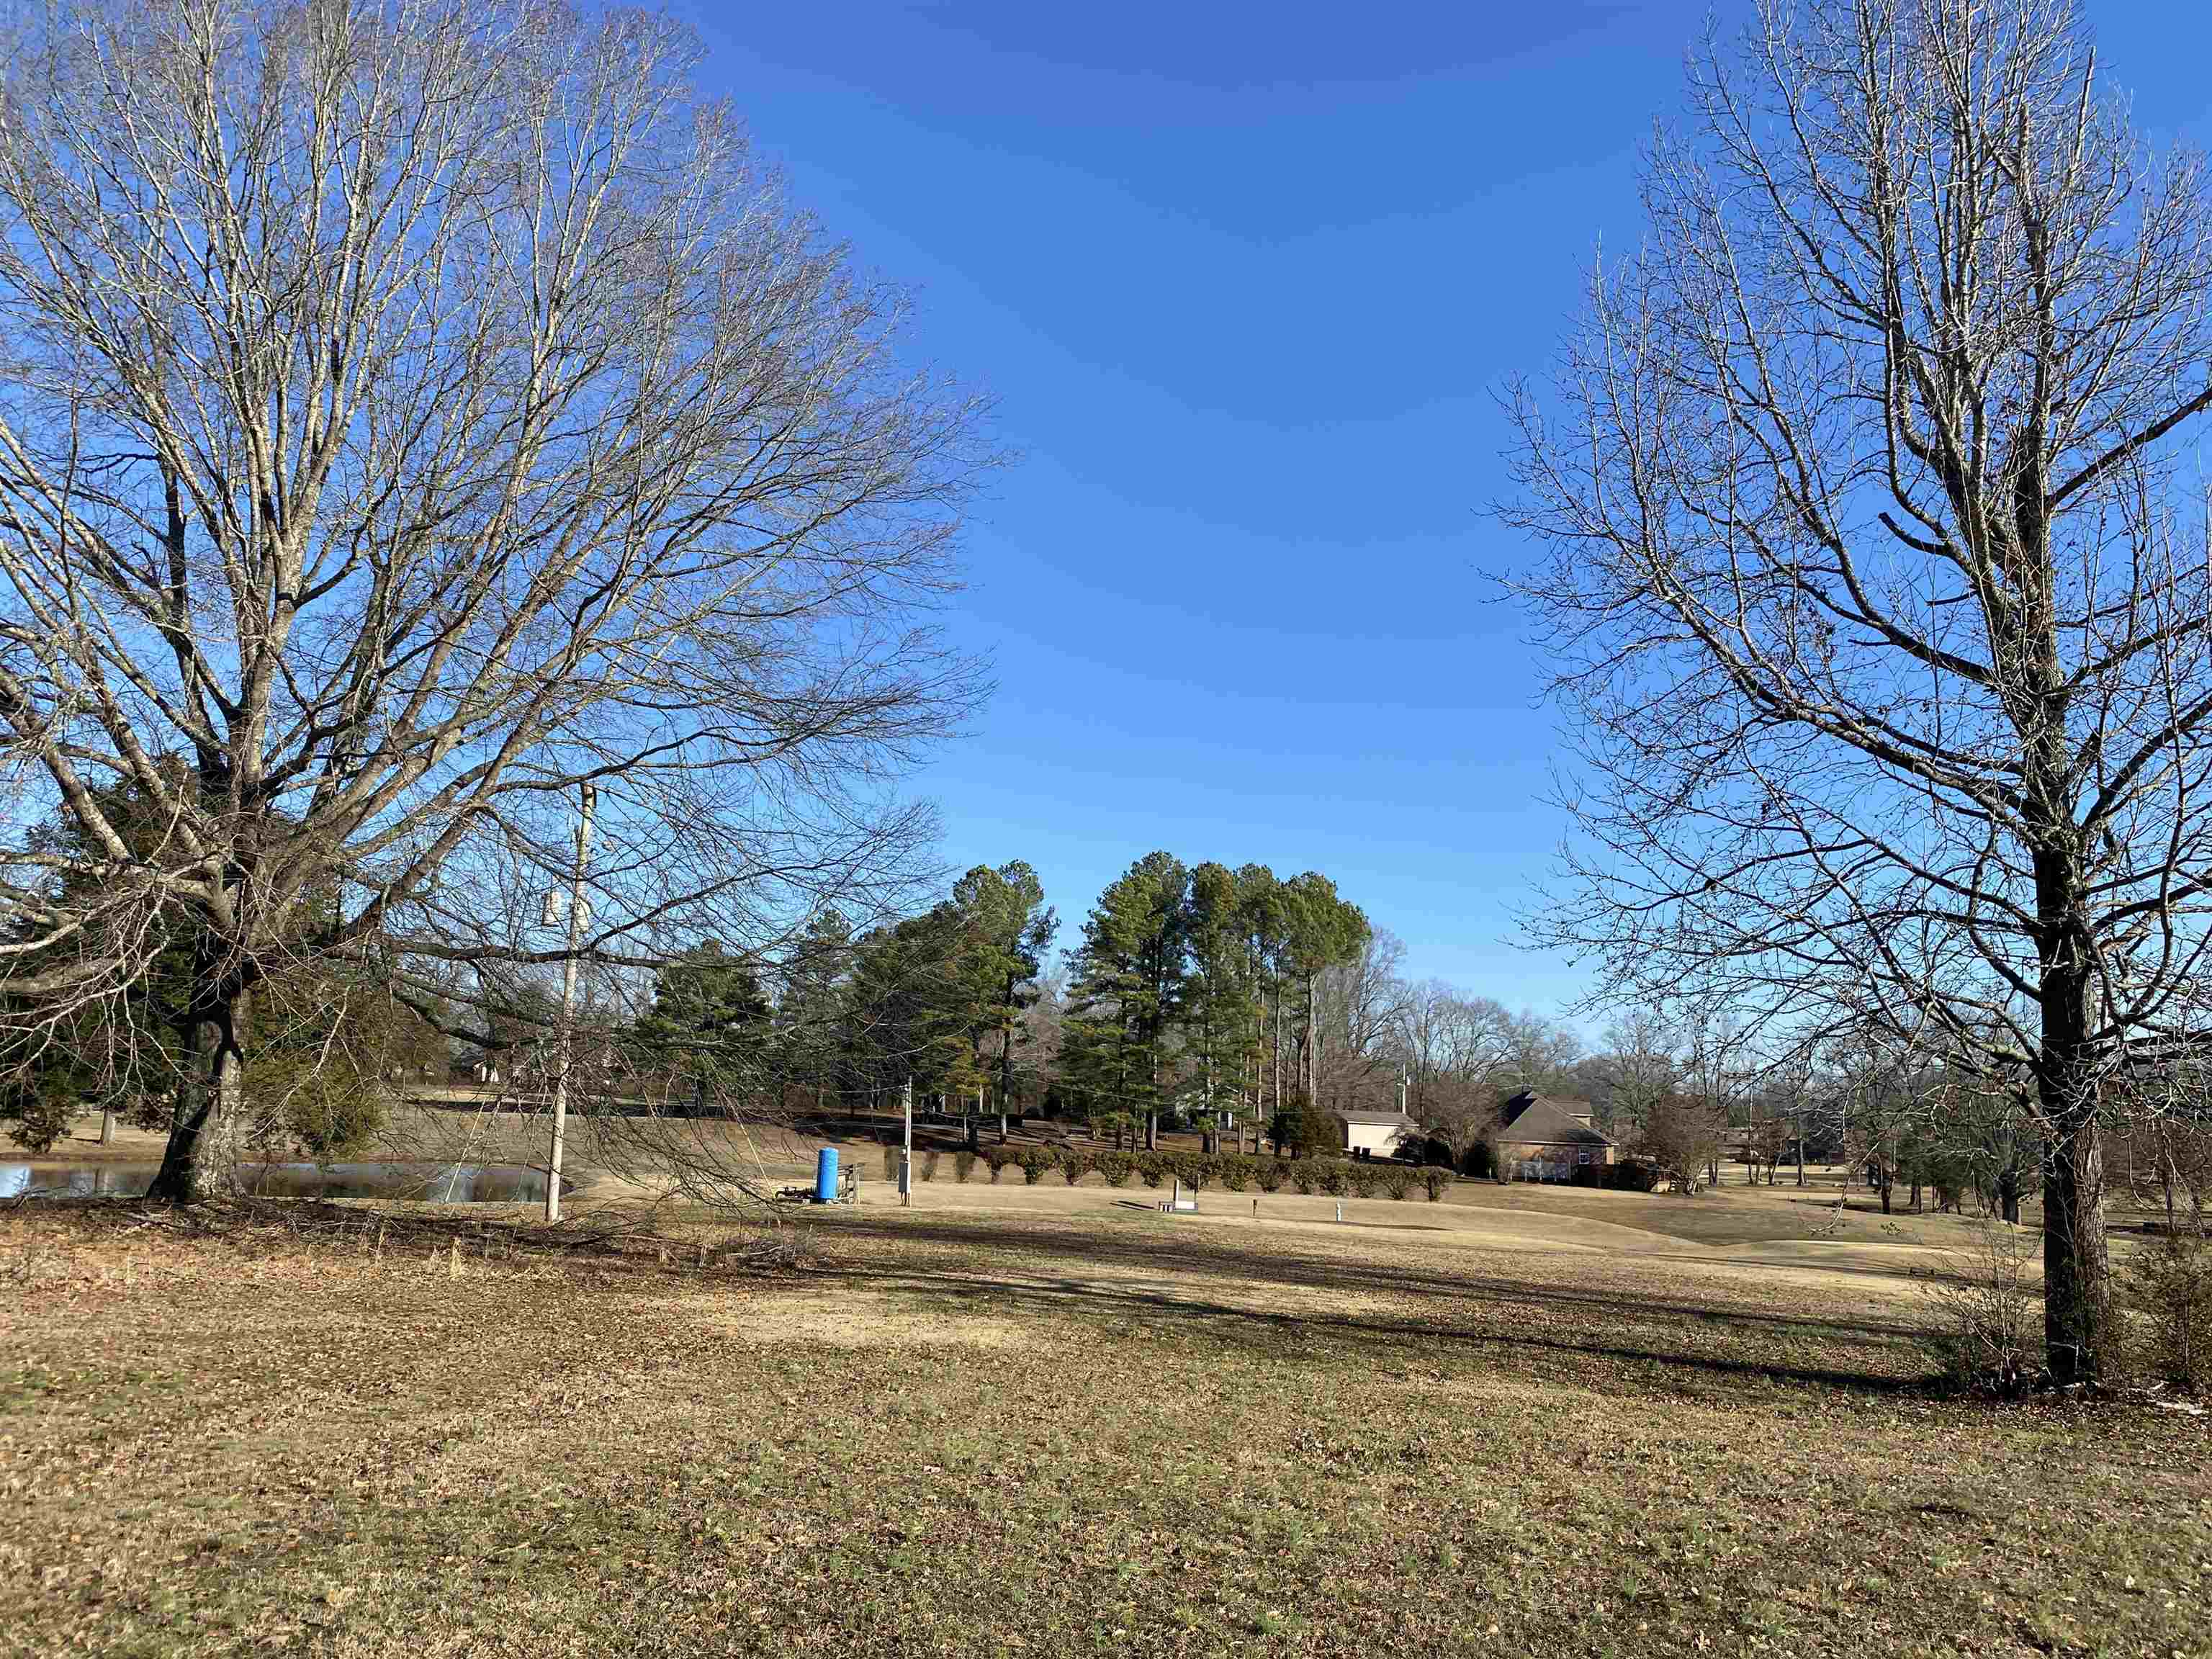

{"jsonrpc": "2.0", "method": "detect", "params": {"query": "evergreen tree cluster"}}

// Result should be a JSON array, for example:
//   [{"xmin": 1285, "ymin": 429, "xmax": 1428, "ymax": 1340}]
[{"xmin": 1058, "ymin": 853, "xmax": 1369, "ymax": 1146}]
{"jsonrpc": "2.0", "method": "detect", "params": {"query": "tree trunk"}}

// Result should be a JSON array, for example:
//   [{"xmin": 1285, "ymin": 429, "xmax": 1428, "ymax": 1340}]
[
  {"xmin": 1292, "ymin": 973, "xmax": 1309, "ymax": 1106},
  {"xmin": 146, "ymin": 989, "xmax": 246, "ymax": 1202},
  {"xmin": 1145, "ymin": 1111, "xmax": 1156, "ymax": 1151},
  {"xmin": 99, "ymin": 1103, "xmax": 115, "ymax": 1146},
  {"xmin": 2032, "ymin": 832, "xmax": 2115, "ymax": 1384},
  {"xmin": 1272, "ymin": 991, "xmax": 1282, "ymax": 1130},
  {"xmin": 2038, "ymin": 1080, "xmax": 2112, "ymax": 1385}
]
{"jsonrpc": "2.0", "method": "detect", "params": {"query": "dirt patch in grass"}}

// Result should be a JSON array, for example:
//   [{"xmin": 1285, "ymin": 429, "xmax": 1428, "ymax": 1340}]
[{"xmin": 1, "ymin": 1202, "xmax": 2206, "ymax": 1658}]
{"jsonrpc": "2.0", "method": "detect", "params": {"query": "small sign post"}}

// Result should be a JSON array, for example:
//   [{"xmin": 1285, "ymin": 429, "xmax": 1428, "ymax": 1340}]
[{"xmin": 901, "ymin": 1077, "xmax": 913, "ymax": 1205}]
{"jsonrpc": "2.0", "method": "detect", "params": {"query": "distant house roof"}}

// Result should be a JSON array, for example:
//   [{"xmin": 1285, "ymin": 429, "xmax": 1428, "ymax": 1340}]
[
  {"xmin": 1497, "ymin": 1090, "xmax": 1615, "ymax": 1148},
  {"xmin": 1334, "ymin": 1108, "xmax": 1419, "ymax": 1128}
]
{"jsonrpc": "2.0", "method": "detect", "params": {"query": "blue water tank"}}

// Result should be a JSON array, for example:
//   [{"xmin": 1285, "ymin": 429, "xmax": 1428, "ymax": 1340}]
[{"xmin": 815, "ymin": 1147, "xmax": 838, "ymax": 1203}]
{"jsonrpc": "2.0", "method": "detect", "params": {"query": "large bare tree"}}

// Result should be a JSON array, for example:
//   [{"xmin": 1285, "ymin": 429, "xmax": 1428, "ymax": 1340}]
[
  {"xmin": 0, "ymin": 0, "xmax": 988, "ymax": 1197},
  {"xmin": 1505, "ymin": 0, "xmax": 2212, "ymax": 1382}
]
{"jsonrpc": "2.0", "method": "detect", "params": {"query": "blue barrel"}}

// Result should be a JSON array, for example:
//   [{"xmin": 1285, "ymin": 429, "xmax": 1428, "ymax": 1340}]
[{"xmin": 815, "ymin": 1147, "xmax": 838, "ymax": 1203}]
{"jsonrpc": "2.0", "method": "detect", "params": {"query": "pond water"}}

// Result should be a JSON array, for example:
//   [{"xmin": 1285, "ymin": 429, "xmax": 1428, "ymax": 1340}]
[{"xmin": 0, "ymin": 1160, "xmax": 565, "ymax": 1202}]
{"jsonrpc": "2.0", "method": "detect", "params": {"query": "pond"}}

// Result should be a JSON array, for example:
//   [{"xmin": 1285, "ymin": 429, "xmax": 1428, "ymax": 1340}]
[{"xmin": 0, "ymin": 1160, "xmax": 567, "ymax": 1202}]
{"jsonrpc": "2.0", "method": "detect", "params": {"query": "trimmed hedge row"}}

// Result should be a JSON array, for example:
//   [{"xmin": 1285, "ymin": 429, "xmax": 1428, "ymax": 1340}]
[{"xmin": 886, "ymin": 1143, "xmax": 1455, "ymax": 1201}]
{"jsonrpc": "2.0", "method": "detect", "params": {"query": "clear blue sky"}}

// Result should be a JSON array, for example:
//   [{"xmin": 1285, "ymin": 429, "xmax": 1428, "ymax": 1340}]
[{"xmin": 670, "ymin": 1, "xmax": 2212, "ymax": 1014}]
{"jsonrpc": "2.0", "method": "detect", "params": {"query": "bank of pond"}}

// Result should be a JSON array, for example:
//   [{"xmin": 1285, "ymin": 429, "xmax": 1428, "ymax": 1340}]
[{"xmin": 0, "ymin": 1160, "xmax": 566, "ymax": 1203}]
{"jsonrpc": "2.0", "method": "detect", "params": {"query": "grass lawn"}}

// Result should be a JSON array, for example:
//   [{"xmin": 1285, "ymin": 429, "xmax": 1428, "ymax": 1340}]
[{"xmin": 1, "ymin": 1188, "xmax": 2206, "ymax": 1658}]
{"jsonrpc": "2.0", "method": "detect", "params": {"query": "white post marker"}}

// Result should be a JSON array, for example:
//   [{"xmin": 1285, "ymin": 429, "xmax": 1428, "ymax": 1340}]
[
  {"xmin": 1336, "ymin": 1201, "xmax": 1343, "ymax": 1223},
  {"xmin": 544, "ymin": 780, "xmax": 596, "ymax": 1225}
]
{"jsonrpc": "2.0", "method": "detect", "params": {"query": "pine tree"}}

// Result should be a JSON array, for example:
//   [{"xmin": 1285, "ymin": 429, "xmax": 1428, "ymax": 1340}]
[
  {"xmin": 1280, "ymin": 873, "xmax": 1369, "ymax": 1111},
  {"xmin": 845, "ymin": 906, "xmax": 976, "ymax": 1130},
  {"xmin": 632, "ymin": 942, "xmax": 773, "ymax": 1111},
  {"xmin": 1067, "ymin": 852, "xmax": 1189, "ymax": 1147},
  {"xmin": 1183, "ymin": 863, "xmax": 1256, "ymax": 1152},
  {"xmin": 777, "ymin": 911, "xmax": 856, "ymax": 1115},
  {"xmin": 1234, "ymin": 864, "xmax": 1289, "ymax": 1152},
  {"xmin": 949, "ymin": 863, "xmax": 1058, "ymax": 1118}
]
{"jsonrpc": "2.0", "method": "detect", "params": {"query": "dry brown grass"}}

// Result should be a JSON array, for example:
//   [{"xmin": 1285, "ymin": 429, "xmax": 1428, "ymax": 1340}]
[{"xmin": 0, "ymin": 1199, "xmax": 2206, "ymax": 1658}]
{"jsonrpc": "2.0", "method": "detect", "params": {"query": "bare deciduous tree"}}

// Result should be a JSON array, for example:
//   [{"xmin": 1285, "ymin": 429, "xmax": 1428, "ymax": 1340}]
[
  {"xmin": 1580, "ymin": 1011, "xmax": 1680, "ymax": 1138},
  {"xmin": 1506, "ymin": 0, "xmax": 2212, "ymax": 1382},
  {"xmin": 0, "ymin": 1, "xmax": 989, "ymax": 1197},
  {"xmin": 1396, "ymin": 981, "xmax": 1512, "ymax": 1147},
  {"xmin": 1315, "ymin": 926, "xmax": 1411, "ymax": 1113}
]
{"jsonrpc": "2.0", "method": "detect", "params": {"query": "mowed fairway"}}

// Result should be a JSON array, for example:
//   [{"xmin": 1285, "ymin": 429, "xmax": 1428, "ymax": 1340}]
[{"xmin": 2, "ymin": 1182, "xmax": 2207, "ymax": 1659}]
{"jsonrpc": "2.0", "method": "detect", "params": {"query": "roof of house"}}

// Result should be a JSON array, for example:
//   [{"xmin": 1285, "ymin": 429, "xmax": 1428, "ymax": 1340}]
[
  {"xmin": 1334, "ymin": 1108, "xmax": 1419, "ymax": 1128},
  {"xmin": 1497, "ymin": 1090, "xmax": 1615, "ymax": 1148}
]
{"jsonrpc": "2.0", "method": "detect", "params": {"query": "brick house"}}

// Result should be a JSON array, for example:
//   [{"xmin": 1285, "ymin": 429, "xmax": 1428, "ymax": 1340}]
[{"xmin": 1492, "ymin": 1090, "xmax": 1616, "ymax": 1181}]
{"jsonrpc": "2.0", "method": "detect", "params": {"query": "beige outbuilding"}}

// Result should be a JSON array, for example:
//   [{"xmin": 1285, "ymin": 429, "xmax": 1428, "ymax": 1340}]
[{"xmin": 1334, "ymin": 1107, "xmax": 1421, "ymax": 1160}]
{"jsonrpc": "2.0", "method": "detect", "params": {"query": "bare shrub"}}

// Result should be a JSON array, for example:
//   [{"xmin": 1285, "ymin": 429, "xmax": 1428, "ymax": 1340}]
[
  {"xmin": 1920, "ymin": 1222, "xmax": 2043, "ymax": 1395},
  {"xmin": 2126, "ymin": 1228, "xmax": 2212, "ymax": 1393}
]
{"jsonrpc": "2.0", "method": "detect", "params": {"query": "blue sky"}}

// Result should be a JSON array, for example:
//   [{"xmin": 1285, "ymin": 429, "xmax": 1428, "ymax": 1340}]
[{"xmin": 670, "ymin": 1, "xmax": 2212, "ymax": 1015}]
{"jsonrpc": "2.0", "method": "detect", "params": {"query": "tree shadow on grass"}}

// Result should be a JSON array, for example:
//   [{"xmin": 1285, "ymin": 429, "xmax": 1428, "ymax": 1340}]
[
  {"xmin": 814, "ymin": 1212, "xmax": 1943, "ymax": 1402},
  {"xmin": 846, "ymin": 1261, "xmax": 1941, "ymax": 1402}
]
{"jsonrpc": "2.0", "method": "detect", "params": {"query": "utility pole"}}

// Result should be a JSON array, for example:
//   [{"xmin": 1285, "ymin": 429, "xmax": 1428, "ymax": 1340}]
[
  {"xmin": 902, "ymin": 1077, "xmax": 913, "ymax": 1208},
  {"xmin": 545, "ymin": 780, "xmax": 596, "ymax": 1225}
]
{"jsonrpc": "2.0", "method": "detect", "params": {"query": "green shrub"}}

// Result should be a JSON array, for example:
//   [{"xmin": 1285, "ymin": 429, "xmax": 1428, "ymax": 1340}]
[
  {"xmin": 281, "ymin": 1069, "xmax": 387, "ymax": 1161},
  {"xmin": 1181, "ymin": 1156, "xmax": 1209, "ymax": 1193},
  {"xmin": 1094, "ymin": 1151, "xmax": 1133, "ymax": 1187},
  {"xmin": 1423, "ymin": 1169, "xmax": 1452, "ymax": 1202},
  {"xmin": 881, "ymin": 1145, "xmax": 902, "ymax": 1182},
  {"xmin": 1290, "ymin": 1162, "xmax": 1319, "ymax": 1195},
  {"xmin": 984, "ymin": 1146, "xmax": 1013, "ymax": 1183},
  {"xmin": 1257, "ymin": 1160, "xmax": 1289, "ymax": 1194},
  {"xmin": 1, "ymin": 1072, "xmax": 78, "ymax": 1154},
  {"xmin": 920, "ymin": 1150, "xmax": 941, "ymax": 1182},
  {"xmin": 1017, "ymin": 1146, "xmax": 1051, "ymax": 1184},
  {"xmin": 1056, "ymin": 1148, "xmax": 1089, "ymax": 1184},
  {"xmin": 1318, "ymin": 1163, "xmax": 1349, "ymax": 1197},
  {"xmin": 1382, "ymin": 1167, "xmax": 1415, "ymax": 1200},
  {"xmin": 1346, "ymin": 1164, "xmax": 1380, "ymax": 1198},
  {"xmin": 953, "ymin": 1149, "xmax": 977, "ymax": 1184},
  {"xmin": 1136, "ymin": 1153, "xmax": 1166, "ymax": 1190},
  {"xmin": 1216, "ymin": 1155, "xmax": 1252, "ymax": 1192}
]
